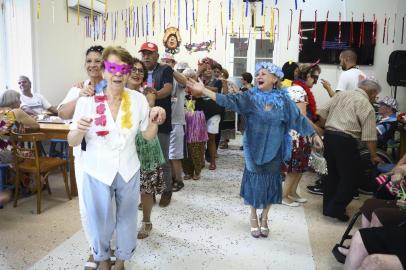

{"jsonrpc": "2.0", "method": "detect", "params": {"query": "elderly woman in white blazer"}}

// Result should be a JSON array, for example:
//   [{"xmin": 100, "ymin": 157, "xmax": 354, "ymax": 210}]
[{"xmin": 68, "ymin": 46, "xmax": 165, "ymax": 270}]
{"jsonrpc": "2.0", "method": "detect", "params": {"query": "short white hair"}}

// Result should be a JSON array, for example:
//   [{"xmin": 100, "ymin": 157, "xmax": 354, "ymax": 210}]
[
  {"xmin": 182, "ymin": 68, "xmax": 196, "ymax": 78},
  {"xmin": 358, "ymin": 76, "xmax": 381, "ymax": 93}
]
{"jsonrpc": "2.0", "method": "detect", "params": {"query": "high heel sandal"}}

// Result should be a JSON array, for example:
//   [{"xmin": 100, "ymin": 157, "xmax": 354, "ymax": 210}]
[
  {"xmin": 259, "ymin": 214, "xmax": 269, "ymax": 238},
  {"xmin": 250, "ymin": 218, "xmax": 261, "ymax": 238}
]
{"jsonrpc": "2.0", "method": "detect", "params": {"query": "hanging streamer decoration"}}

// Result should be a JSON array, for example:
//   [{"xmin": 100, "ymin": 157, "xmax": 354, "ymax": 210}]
[
  {"xmin": 295, "ymin": 0, "xmax": 298, "ymax": 10},
  {"xmin": 313, "ymin": 10, "xmax": 317, "ymax": 43},
  {"xmin": 358, "ymin": 13, "xmax": 365, "ymax": 48},
  {"xmin": 287, "ymin": 9, "xmax": 293, "ymax": 50},
  {"xmin": 207, "ymin": 0, "xmax": 211, "ymax": 35},
  {"xmin": 261, "ymin": 0, "xmax": 264, "ymax": 15},
  {"xmin": 220, "ymin": 2, "xmax": 224, "ymax": 35},
  {"xmin": 146, "ymin": 4, "xmax": 149, "ymax": 37},
  {"xmin": 91, "ymin": 0, "xmax": 94, "ymax": 23},
  {"xmin": 178, "ymin": 0, "xmax": 180, "ymax": 29},
  {"xmin": 192, "ymin": 0, "xmax": 195, "ymax": 29},
  {"xmin": 195, "ymin": 0, "xmax": 198, "ymax": 34},
  {"xmin": 231, "ymin": 1, "xmax": 234, "ymax": 34},
  {"xmin": 66, "ymin": 0, "xmax": 69, "ymax": 22},
  {"xmin": 322, "ymin": 11, "xmax": 329, "ymax": 49},
  {"xmin": 129, "ymin": 0, "xmax": 133, "ymax": 36},
  {"xmin": 372, "ymin": 14, "xmax": 377, "ymax": 45},
  {"xmin": 77, "ymin": 0, "xmax": 80, "ymax": 25},
  {"xmin": 142, "ymin": 5, "xmax": 145, "ymax": 37},
  {"xmin": 185, "ymin": 0, "xmax": 188, "ymax": 30},
  {"xmin": 276, "ymin": 8, "xmax": 280, "ymax": 41},
  {"xmin": 387, "ymin": 17, "xmax": 390, "ymax": 45},
  {"xmin": 269, "ymin": 8, "xmax": 274, "ymax": 42},
  {"xmin": 137, "ymin": 6, "xmax": 140, "ymax": 38},
  {"xmin": 392, "ymin": 13, "xmax": 397, "ymax": 43},
  {"xmin": 338, "ymin": 12, "xmax": 341, "ymax": 47},
  {"xmin": 402, "ymin": 15, "xmax": 405, "ymax": 44},
  {"xmin": 163, "ymin": 2, "xmax": 166, "ymax": 32},
  {"xmin": 37, "ymin": 0, "xmax": 40, "ymax": 19},
  {"xmin": 51, "ymin": 0, "xmax": 55, "ymax": 24},
  {"xmin": 298, "ymin": 9, "xmax": 303, "ymax": 51},
  {"xmin": 153, "ymin": 1, "xmax": 156, "ymax": 35}
]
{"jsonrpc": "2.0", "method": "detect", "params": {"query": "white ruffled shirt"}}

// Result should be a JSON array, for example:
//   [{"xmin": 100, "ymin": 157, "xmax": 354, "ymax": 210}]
[{"xmin": 70, "ymin": 88, "xmax": 150, "ymax": 186}]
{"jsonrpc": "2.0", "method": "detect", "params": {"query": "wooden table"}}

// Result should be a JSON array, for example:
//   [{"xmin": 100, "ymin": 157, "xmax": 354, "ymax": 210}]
[{"xmin": 39, "ymin": 123, "xmax": 77, "ymax": 197}]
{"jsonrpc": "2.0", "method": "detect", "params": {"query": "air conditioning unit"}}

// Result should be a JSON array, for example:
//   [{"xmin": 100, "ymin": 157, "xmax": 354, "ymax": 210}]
[{"xmin": 68, "ymin": 0, "xmax": 105, "ymax": 16}]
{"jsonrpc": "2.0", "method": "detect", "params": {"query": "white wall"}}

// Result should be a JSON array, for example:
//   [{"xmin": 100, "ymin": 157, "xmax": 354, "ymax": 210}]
[{"xmin": 31, "ymin": 0, "xmax": 406, "ymax": 110}]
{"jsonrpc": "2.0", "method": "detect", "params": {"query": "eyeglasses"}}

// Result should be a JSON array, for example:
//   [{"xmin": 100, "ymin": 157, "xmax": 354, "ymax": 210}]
[
  {"xmin": 132, "ymin": 68, "xmax": 144, "ymax": 74},
  {"xmin": 311, "ymin": 74, "xmax": 319, "ymax": 83},
  {"xmin": 18, "ymin": 81, "xmax": 28, "ymax": 85}
]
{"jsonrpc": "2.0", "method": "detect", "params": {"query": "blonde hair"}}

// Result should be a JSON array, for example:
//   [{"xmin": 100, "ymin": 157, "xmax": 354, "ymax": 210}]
[{"xmin": 101, "ymin": 46, "xmax": 134, "ymax": 67}]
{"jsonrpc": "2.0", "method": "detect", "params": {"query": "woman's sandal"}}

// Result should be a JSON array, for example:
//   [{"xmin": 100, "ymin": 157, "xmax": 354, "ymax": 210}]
[
  {"xmin": 172, "ymin": 181, "xmax": 185, "ymax": 192},
  {"xmin": 184, "ymin": 174, "xmax": 192, "ymax": 180},
  {"xmin": 209, "ymin": 163, "xmax": 216, "ymax": 170},
  {"xmin": 192, "ymin": 174, "xmax": 201, "ymax": 180},
  {"xmin": 137, "ymin": 222, "xmax": 153, "ymax": 239},
  {"xmin": 250, "ymin": 218, "xmax": 261, "ymax": 238},
  {"xmin": 332, "ymin": 244, "xmax": 349, "ymax": 264},
  {"xmin": 259, "ymin": 214, "xmax": 269, "ymax": 238}
]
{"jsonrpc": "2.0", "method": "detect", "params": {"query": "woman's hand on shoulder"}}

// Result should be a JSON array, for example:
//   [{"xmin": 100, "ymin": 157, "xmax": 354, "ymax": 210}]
[
  {"xmin": 311, "ymin": 134, "xmax": 324, "ymax": 151},
  {"xmin": 79, "ymin": 85, "xmax": 95, "ymax": 97}
]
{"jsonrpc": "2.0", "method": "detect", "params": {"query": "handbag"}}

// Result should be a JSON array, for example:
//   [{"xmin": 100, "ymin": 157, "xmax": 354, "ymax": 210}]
[{"xmin": 308, "ymin": 151, "xmax": 328, "ymax": 175}]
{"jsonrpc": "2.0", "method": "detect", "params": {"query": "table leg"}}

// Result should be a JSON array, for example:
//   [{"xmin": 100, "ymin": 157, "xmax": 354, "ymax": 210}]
[{"xmin": 68, "ymin": 146, "xmax": 77, "ymax": 196}]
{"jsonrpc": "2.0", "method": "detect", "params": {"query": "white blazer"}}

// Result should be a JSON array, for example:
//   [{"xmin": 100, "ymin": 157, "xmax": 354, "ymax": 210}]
[{"xmin": 70, "ymin": 88, "xmax": 150, "ymax": 186}]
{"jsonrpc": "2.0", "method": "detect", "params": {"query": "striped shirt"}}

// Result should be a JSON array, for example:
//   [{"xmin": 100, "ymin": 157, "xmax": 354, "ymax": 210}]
[{"xmin": 318, "ymin": 89, "xmax": 377, "ymax": 141}]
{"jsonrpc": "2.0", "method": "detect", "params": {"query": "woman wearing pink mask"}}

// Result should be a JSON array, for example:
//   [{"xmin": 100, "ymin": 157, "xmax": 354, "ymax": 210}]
[{"xmin": 68, "ymin": 46, "xmax": 166, "ymax": 270}]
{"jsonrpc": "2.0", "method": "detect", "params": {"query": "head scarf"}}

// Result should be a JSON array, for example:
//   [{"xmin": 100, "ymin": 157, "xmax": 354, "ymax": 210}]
[{"xmin": 255, "ymin": 62, "xmax": 284, "ymax": 80}]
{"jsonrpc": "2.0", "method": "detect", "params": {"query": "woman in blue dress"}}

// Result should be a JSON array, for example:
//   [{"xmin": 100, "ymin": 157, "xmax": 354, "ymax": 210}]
[{"xmin": 186, "ymin": 62, "xmax": 323, "ymax": 238}]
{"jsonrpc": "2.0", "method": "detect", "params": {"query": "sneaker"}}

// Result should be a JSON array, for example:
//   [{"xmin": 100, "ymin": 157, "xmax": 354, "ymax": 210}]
[
  {"xmin": 159, "ymin": 191, "xmax": 172, "ymax": 207},
  {"xmin": 358, "ymin": 188, "xmax": 374, "ymax": 195},
  {"xmin": 353, "ymin": 195, "xmax": 360, "ymax": 200},
  {"xmin": 306, "ymin": 184, "xmax": 323, "ymax": 195}
]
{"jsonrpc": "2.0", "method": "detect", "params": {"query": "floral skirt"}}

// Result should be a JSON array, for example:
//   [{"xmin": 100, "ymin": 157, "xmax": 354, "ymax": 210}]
[
  {"xmin": 282, "ymin": 136, "xmax": 311, "ymax": 173},
  {"xmin": 140, "ymin": 167, "xmax": 165, "ymax": 194}
]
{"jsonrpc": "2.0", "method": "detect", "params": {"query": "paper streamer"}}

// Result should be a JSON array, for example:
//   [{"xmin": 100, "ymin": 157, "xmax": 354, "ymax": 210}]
[
  {"xmin": 220, "ymin": 2, "xmax": 224, "ymax": 35},
  {"xmin": 185, "ymin": 0, "xmax": 188, "ymax": 30},
  {"xmin": 207, "ymin": 0, "xmax": 211, "ymax": 35},
  {"xmin": 270, "ymin": 8, "xmax": 274, "ymax": 42},
  {"xmin": 402, "ymin": 15, "xmax": 405, "ymax": 44},
  {"xmin": 387, "ymin": 17, "xmax": 390, "ymax": 45},
  {"xmin": 313, "ymin": 10, "xmax": 317, "ymax": 43},
  {"xmin": 229, "ymin": 0, "xmax": 231, "ymax": 20},
  {"xmin": 392, "ymin": 13, "xmax": 397, "ymax": 43},
  {"xmin": 338, "ymin": 12, "xmax": 341, "ymax": 47},
  {"xmin": 91, "ymin": 0, "xmax": 94, "ymax": 22},
  {"xmin": 287, "ymin": 9, "xmax": 293, "ymax": 50},
  {"xmin": 192, "ymin": 0, "xmax": 195, "ymax": 28},
  {"xmin": 322, "ymin": 11, "xmax": 329, "ymax": 49},
  {"xmin": 177, "ymin": 0, "xmax": 180, "ymax": 29},
  {"xmin": 66, "ymin": 0, "xmax": 69, "ymax": 22},
  {"xmin": 153, "ymin": 1, "xmax": 156, "ymax": 35},
  {"xmin": 129, "ymin": 0, "xmax": 133, "ymax": 34},
  {"xmin": 37, "ymin": 0, "xmax": 40, "ymax": 19},
  {"xmin": 298, "ymin": 9, "xmax": 303, "ymax": 51},
  {"xmin": 383, "ymin": 14, "xmax": 387, "ymax": 44},
  {"xmin": 372, "ymin": 14, "xmax": 377, "ymax": 45},
  {"xmin": 77, "ymin": 0, "xmax": 80, "ymax": 25},
  {"xmin": 195, "ymin": 0, "xmax": 198, "ymax": 34}
]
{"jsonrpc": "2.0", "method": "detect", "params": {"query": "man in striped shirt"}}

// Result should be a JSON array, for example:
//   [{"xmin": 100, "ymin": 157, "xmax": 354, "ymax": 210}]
[{"xmin": 317, "ymin": 77, "xmax": 383, "ymax": 222}]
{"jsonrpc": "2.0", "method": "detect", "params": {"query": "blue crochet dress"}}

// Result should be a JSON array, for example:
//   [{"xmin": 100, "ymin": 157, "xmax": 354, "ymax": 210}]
[{"xmin": 216, "ymin": 87, "xmax": 315, "ymax": 209}]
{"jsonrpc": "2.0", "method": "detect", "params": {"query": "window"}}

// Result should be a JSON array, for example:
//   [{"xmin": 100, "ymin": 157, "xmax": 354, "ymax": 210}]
[
  {"xmin": 0, "ymin": 0, "xmax": 33, "ymax": 92},
  {"xmin": 228, "ymin": 33, "xmax": 274, "ymax": 82}
]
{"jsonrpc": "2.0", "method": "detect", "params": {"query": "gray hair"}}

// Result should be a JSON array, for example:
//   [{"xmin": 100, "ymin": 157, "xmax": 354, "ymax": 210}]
[
  {"xmin": 18, "ymin": 75, "xmax": 31, "ymax": 83},
  {"xmin": 182, "ymin": 68, "xmax": 197, "ymax": 78},
  {"xmin": 358, "ymin": 76, "xmax": 381, "ymax": 93},
  {"xmin": 0, "ymin": 90, "xmax": 21, "ymax": 107}
]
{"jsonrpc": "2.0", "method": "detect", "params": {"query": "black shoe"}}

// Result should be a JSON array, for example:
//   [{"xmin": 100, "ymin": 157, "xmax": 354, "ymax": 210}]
[
  {"xmin": 358, "ymin": 188, "xmax": 373, "ymax": 195},
  {"xmin": 306, "ymin": 184, "xmax": 323, "ymax": 195},
  {"xmin": 159, "ymin": 191, "xmax": 172, "ymax": 207},
  {"xmin": 353, "ymin": 190, "xmax": 360, "ymax": 200},
  {"xmin": 315, "ymin": 179, "xmax": 322, "ymax": 186},
  {"xmin": 323, "ymin": 212, "xmax": 350, "ymax": 222}
]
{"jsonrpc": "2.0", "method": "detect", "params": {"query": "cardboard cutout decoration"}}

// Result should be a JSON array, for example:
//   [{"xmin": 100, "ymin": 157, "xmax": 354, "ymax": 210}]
[
  {"xmin": 163, "ymin": 27, "xmax": 181, "ymax": 54},
  {"xmin": 184, "ymin": 41, "xmax": 214, "ymax": 53}
]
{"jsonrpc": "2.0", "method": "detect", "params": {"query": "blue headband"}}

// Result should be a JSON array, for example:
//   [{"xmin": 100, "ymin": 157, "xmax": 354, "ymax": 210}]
[{"xmin": 255, "ymin": 62, "xmax": 284, "ymax": 80}]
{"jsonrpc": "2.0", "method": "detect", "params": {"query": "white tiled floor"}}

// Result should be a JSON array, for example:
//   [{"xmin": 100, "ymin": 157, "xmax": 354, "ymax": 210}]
[{"xmin": 29, "ymin": 148, "xmax": 315, "ymax": 270}]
